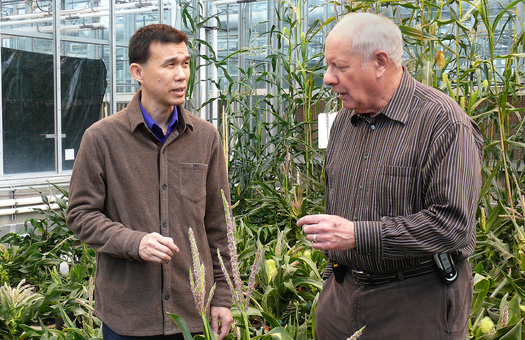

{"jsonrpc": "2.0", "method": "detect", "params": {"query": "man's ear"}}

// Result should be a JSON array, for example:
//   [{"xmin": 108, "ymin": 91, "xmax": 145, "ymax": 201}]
[
  {"xmin": 374, "ymin": 51, "xmax": 389, "ymax": 78},
  {"xmin": 129, "ymin": 63, "xmax": 143, "ymax": 84}
]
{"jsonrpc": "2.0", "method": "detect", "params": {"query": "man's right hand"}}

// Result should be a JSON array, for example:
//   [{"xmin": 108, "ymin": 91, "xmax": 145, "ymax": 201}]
[
  {"xmin": 139, "ymin": 232, "xmax": 179, "ymax": 263},
  {"xmin": 297, "ymin": 214, "xmax": 356, "ymax": 251}
]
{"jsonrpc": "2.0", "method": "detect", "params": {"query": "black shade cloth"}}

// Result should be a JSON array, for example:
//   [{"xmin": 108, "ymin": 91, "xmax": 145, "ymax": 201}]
[{"xmin": 2, "ymin": 47, "xmax": 107, "ymax": 174}]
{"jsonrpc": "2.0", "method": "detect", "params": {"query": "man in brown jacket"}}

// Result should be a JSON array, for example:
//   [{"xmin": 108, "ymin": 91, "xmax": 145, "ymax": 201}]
[{"xmin": 67, "ymin": 24, "xmax": 233, "ymax": 339}]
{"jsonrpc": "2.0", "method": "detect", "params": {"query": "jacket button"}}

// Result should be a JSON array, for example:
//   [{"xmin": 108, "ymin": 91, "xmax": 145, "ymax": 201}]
[
  {"xmin": 163, "ymin": 222, "xmax": 167, "ymax": 228},
  {"xmin": 193, "ymin": 164, "xmax": 198, "ymax": 170},
  {"xmin": 165, "ymin": 294, "xmax": 170, "ymax": 300},
  {"xmin": 162, "ymin": 184, "xmax": 167, "ymax": 190}
]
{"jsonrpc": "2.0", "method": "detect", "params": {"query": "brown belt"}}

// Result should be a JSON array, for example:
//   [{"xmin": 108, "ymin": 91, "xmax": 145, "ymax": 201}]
[{"xmin": 350, "ymin": 260, "xmax": 437, "ymax": 286}]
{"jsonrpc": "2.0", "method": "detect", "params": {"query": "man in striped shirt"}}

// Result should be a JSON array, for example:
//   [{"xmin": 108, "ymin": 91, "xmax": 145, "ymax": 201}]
[{"xmin": 297, "ymin": 12, "xmax": 483, "ymax": 339}]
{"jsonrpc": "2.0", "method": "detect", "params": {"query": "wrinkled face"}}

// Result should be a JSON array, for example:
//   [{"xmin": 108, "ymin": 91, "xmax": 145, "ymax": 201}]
[
  {"xmin": 138, "ymin": 41, "xmax": 190, "ymax": 109},
  {"xmin": 323, "ymin": 33, "xmax": 377, "ymax": 113}
]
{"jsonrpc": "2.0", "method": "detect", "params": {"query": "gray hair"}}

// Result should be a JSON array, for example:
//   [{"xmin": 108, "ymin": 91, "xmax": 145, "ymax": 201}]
[{"xmin": 340, "ymin": 13, "xmax": 403, "ymax": 68}]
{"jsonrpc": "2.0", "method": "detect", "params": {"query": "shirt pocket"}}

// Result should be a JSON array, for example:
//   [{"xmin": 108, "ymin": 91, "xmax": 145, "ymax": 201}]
[
  {"xmin": 374, "ymin": 165, "xmax": 417, "ymax": 217},
  {"xmin": 180, "ymin": 163, "xmax": 208, "ymax": 202}
]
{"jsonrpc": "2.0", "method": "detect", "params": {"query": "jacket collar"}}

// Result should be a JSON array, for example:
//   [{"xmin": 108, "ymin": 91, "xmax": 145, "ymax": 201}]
[{"xmin": 127, "ymin": 89, "xmax": 195, "ymax": 134}]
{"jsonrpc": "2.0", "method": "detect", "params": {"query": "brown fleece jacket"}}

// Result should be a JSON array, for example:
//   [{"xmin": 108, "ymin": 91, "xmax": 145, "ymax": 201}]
[{"xmin": 67, "ymin": 90, "xmax": 232, "ymax": 336}]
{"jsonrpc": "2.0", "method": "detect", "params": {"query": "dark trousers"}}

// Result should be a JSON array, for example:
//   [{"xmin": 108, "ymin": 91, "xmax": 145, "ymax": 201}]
[
  {"xmin": 314, "ymin": 259, "xmax": 473, "ymax": 340},
  {"xmin": 102, "ymin": 324, "xmax": 200, "ymax": 340}
]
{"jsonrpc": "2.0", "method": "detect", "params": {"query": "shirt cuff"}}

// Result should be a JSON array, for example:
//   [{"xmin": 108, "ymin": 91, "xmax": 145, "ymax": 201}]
[
  {"xmin": 124, "ymin": 231, "xmax": 149, "ymax": 262},
  {"xmin": 354, "ymin": 221, "xmax": 383, "ymax": 259}
]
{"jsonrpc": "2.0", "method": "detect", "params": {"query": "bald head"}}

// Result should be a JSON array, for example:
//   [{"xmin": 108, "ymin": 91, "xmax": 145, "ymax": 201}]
[{"xmin": 328, "ymin": 13, "xmax": 404, "ymax": 68}]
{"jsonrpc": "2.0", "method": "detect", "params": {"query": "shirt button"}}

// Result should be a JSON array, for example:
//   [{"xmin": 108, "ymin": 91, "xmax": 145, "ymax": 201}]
[
  {"xmin": 165, "ymin": 294, "xmax": 170, "ymax": 300},
  {"xmin": 371, "ymin": 125, "xmax": 376, "ymax": 130},
  {"xmin": 193, "ymin": 164, "xmax": 198, "ymax": 170},
  {"xmin": 354, "ymin": 216, "xmax": 358, "ymax": 220},
  {"xmin": 163, "ymin": 222, "xmax": 168, "ymax": 228},
  {"xmin": 162, "ymin": 184, "xmax": 167, "ymax": 190},
  {"xmin": 364, "ymin": 155, "xmax": 368, "ymax": 160},
  {"xmin": 359, "ymin": 185, "xmax": 363, "ymax": 190}
]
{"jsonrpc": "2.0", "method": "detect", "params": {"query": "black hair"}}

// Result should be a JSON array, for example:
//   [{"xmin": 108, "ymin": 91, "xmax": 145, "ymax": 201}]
[{"xmin": 128, "ymin": 24, "xmax": 188, "ymax": 65}]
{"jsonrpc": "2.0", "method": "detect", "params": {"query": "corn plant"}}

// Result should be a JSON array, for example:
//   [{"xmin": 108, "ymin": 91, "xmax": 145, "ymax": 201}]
[
  {"xmin": 0, "ymin": 280, "xmax": 43, "ymax": 339},
  {"xmin": 179, "ymin": 0, "xmax": 525, "ymax": 338},
  {"xmin": 1, "ymin": 0, "xmax": 524, "ymax": 339},
  {"xmin": 170, "ymin": 227, "xmax": 217, "ymax": 340}
]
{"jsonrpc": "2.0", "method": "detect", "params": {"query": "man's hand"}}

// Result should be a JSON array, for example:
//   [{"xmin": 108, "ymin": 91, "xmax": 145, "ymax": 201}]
[
  {"xmin": 139, "ymin": 232, "xmax": 179, "ymax": 262},
  {"xmin": 297, "ymin": 214, "xmax": 356, "ymax": 250},
  {"xmin": 211, "ymin": 306, "xmax": 233, "ymax": 339}
]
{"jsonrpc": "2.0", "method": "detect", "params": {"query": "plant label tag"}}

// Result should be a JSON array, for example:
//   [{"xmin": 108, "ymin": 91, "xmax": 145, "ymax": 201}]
[
  {"xmin": 318, "ymin": 112, "xmax": 337, "ymax": 149},
  {"xmin": 65, "ymin": 149, "xmax": 75, "ymax": 161}
]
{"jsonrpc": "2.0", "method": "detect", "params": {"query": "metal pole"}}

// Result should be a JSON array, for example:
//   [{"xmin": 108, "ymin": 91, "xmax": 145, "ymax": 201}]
[
  {"xmin": 199, "ymin": 2, "xmax": 207, "ymax": 120},
  {"xmin": 238, "ymin": 2, "xmax": 245, "ymax": 85},
  {"xmin": 0, "ymin": 7, "xmax": 170, "ymax": 27},
  {"xmin": 158, "ymin": 0, "xmax": 164, "ymax": 24},
  {"xmin": 517, "ymin": 2, "xmax": 524, "ymax": 74},
  {"xmin": 109, "ymin": 0, "xmax": 117, "ymax": 115},
  {"xmin": 211, "ymin": 2, "xmax": 219, "ymax": 128},
  {"xmin": 0, "ymin": 5, "xmax": 3, "ymax": 177},
  {"xmin": 169, "ymin": 0, "xmax": 178, "ymax": 29},
  {"xmin": 54, "ymin": 0, "xmax": 63, "ymax": 174},
  {"xmin": 2, "ymin": 1, "xmax": 157, "ymax": 21}
]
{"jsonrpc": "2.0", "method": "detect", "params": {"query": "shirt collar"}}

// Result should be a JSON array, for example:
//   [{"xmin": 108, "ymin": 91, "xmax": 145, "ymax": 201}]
[
  {"xmin": 351, "ymin": 67, "xmax": 415, "ymax": 125},
  {"xmin": 127, "ymin": 90, "xmax": 194, "ymax": 136},
  {"xmin": 138, "ymin": 93, "xmax": 179, "ymax": 143}
]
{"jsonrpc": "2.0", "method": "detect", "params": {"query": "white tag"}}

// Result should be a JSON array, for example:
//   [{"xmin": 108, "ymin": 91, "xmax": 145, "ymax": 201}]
[
  {"xmin": 65, "ymin": 149, "xmax": 75, "ymax": 161},
  {"xmin": 318, "ymin": 112, "xmax": 338, "ymax": 149}
]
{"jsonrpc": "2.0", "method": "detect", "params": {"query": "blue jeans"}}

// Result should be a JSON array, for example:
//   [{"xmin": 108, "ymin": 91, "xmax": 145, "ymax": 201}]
[{"xmin": 102, "ymin": 324, "xmax": 199, "ymax": 340}]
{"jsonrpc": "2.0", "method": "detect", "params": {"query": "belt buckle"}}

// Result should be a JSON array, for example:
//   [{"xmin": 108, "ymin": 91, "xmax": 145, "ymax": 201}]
[
  {"xmin": 364, "ymin": 272, "xmax": 375, "ymax": 285},
  {"xmin": 351, "ymin": 269, "xmax": 375, "ymax": 286}
]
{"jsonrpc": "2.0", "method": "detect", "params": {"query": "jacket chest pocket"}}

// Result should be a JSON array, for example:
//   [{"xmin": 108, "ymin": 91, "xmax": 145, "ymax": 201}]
[
  {"xmin": 180, "ymin": 163, "xmax": 208, "ymax": 202},
  {"xmin": 374, "ymin": 165, "xmax": 418, "ymax": 217}
]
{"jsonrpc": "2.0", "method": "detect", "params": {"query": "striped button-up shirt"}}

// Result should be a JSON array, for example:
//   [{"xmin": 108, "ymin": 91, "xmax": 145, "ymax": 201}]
[{"xmin": 325, "ymin": 68, "xmax": 483, "ymax": 274}]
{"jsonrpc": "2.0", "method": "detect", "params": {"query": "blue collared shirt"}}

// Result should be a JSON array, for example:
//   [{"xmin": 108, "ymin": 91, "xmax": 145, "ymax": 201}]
[{"xmin": 139, "ymin": 96, "xmax": 178, "ymax": 144}]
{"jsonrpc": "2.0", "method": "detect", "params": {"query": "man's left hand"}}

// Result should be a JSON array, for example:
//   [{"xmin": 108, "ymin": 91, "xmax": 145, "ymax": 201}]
[
  {"xmin": 297, "ymin": 214, "xmax": 356, "ymax": 250},
  {"xmin": 210, "ymin": 306, "xmax": 233, "ymax": 339}
]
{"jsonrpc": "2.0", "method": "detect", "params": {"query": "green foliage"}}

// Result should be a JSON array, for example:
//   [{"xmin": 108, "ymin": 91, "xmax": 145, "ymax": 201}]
[
  {"xmin": 194, "ymin": 0, "xmax": 525, "ymax": 338},
  {"xmin": 22, "ymin": 301, "xmax": 103, "ymax": 340},
  {"xmin": 4, "ymin": 0, "xmax": 525, "ymax": 339},
  {"xmin": 0, "ymin": 184, "xmax": 97, "ymax": 339},
  {"xmin": 0, "ymin": 280, "xmax": 43, "ymax": 339},
  {"xmin": 254, "ymin": 227, "xmax": 323, "ymax": 324}
]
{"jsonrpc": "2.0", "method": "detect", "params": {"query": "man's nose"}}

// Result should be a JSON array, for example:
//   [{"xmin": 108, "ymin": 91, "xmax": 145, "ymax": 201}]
[
  {"xmin": 174, "ymin": 66, "xmax": 187, "ymax": 79},
  {"xmin": 323, "ymin": 69, "xmax": 337, "ymax": 86}
]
